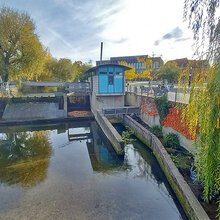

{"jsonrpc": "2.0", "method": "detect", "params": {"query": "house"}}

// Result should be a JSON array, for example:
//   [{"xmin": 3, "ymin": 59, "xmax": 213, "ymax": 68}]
[{"xmin": 86, "ymin": 63, "xmax": 131, "ymax": 112}]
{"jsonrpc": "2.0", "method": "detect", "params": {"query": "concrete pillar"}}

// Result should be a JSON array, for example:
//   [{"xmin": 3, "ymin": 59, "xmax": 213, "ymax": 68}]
[{"xmin": 63, "ymin": 93, "xmax": 68, "ymax": 115}]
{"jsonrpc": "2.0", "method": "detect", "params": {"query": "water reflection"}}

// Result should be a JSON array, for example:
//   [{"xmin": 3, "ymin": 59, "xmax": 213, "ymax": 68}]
[
  {"xmin": 0, "ymin": 131, "xmax": 52, "ymax": 187},
  {"xmin": 132, "ymin": 140, "xmax": 165, "ymax": 185},
  {"xmin": 87, "ymin": 122, "xmax": 129, "ymax": 173},
  {"xmin": 0, "ymin": 122, "xmax": 187, "ymax": 219}
]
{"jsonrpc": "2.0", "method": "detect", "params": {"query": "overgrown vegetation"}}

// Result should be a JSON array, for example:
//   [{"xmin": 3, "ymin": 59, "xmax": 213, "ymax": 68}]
[
  {"xmin": 182, "ymin": 0, "xmax": 220, "ymax": 209},
  {"xmin": 164, "ymin": 133, "xmax": 180, "ymax": 149},
  {"xmin": 122, "ymin": 126, "xmax": 135, "ymax": 144},
  {"xmin": 150, "ymin": 126, "xmax": 163, "ymax": 138},
  {"xmin": 154, "ymin": 95, "xmax": 172, "ymax": 125},
  {"xmin": 170, "ymin": 152, "xmax": 194, "ymax": 175}
]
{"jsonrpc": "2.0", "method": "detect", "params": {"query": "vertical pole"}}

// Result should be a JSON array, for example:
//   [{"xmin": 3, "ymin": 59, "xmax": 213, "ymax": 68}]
[
  {"xmin": 175, "ymin": 88, "xmax": 177, "ymax": 104},
  {"xmin": 63, "ymin": 93, "xmax": 67, "ymax": 116},
  {"xmin": 100, "ymin": 42, "xmax": 103, "ymax": 62}
]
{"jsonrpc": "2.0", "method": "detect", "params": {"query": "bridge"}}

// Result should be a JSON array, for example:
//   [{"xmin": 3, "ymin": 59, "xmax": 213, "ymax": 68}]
[
  {"xmin": 102, "ymin": 106, "xmax": 140, "ymax": 116},
  {"xmin": 23, "ymin": 81, "xmax": 91, "ymax": 94}
]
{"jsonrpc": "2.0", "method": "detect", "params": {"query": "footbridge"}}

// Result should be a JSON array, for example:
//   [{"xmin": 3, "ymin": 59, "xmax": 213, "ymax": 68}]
[
  {"xmin": 23, "ymin": 81, "xmax": 91, "ymax": 94},
  {"xmin": 102, "ymin": 106, "xmax": 140, "ymax": 116}
]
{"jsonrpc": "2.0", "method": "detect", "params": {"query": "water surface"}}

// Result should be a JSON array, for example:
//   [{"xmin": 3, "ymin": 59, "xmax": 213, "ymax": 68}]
[{"xmin": 0, "ymin": 121, "xmax": 187, "ymax": 220}]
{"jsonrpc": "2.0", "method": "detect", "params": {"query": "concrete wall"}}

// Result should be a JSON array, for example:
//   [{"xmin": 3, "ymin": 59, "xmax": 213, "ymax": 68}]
[
  {"xmin": 125, "ymin": 92, "xmax": 160, "ymax": 127},
  {"xmin": 2, "ymin": 102, "xmax": 66, "ymax": 121},
  {"xmin": 90, "ymin": 76, "xmax": 124, "ymax": 112},
  {"xmin": 93, "ymin": 110, "xmax": 124, "ymax": 155},
  {"xmin": 125, "ymin": 92, "xmax": 195, "ymax": 152},
  {"xmin": 162, "ymin": 126, "xmax": 197, "ymax": 153},
  {"xmin": 122, "ymin": 115, "xmax": 209, "ymax": 220}
]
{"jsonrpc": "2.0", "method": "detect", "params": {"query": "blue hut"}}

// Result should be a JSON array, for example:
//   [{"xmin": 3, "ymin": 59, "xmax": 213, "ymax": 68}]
[{"xmin": 87, "ymin": 64, "xmax": 131, "ymax": 112}]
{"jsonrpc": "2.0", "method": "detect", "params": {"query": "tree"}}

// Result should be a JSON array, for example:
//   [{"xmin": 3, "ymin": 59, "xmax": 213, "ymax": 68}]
[
  {"xmin": 156, "ymin": 61, "xmax": 181, "ymax": 83},
  {"xmin": 49, "ymin": 58, "xmax": 75, "ymax": 82},
  {"xmin": 137, "ymin": 57, "xmax": 152, "ymax": 80},
  {"xmin": 118, "ymin": 57, "xmax": 153, "ymax": 80},
  {"xmin": 180, "ymin": 0, "xmax": 220, "ymax": 206},
  {"xmin": 73, "ymin": 61, "xmax": 93, "ymax": 81},
  {"xmin": 184, "ymin": 0, "xmax": 220, "ymax": 61},
  {"xmin": 118, "ymin": 61, "xmax": 136, "ymax": 80},
  {"xmin": 0, "ymin": 7, "xmax": 48, "ymax": 82}
]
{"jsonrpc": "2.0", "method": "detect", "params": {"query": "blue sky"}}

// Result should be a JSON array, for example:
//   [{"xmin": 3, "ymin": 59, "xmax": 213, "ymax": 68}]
[{"xmin": 0, "ymin": 0, "xmax": 197, "ymax": 63}]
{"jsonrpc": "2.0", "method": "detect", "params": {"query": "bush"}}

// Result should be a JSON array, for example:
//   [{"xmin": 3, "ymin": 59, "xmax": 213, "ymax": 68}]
[
  {"xmin": 150, "ymin": 126, "xmax": 163, "ymax": 138},
  {"xmin": 155, "ymin": 95, "xmax": 172, "ymax": 125},
  {"xmin": 164, "ymin": 133, "xmax": 180, "ymax": 148},
  {"xmin": 122, "ymin": 126, "xmax": 135, "ymax": 144}
]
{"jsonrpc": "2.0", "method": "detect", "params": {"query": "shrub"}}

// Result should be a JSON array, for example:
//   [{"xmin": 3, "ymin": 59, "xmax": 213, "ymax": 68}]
[
  {"xmin": 155, "ymin": 95, "xmax": 172, "ymax": 125},
  {"xmin": 150, "ymin": 126, "xmax": 163, "ymax": 138},
  {"xmin": 122, "ymin": 126, "xmax": 135, "ymax": 144},
  {"xmin": 164, "ymin": 133, "xmax": 180, "ymax": 148}
]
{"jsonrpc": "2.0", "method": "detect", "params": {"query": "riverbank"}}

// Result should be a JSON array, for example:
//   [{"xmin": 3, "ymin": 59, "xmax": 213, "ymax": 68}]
[{"xmin": 131, "ymin": 116, "xmax": 218, "ymax": 220}]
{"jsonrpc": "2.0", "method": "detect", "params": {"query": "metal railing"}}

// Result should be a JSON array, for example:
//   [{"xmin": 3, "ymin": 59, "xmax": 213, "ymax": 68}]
[
  {"xmin": 0, "ymin": 82, "xmax": 9, "ymax": 91},
  {"xmin": 65, "ymin": 82, "xmax": 91, "ymax": 94},
  {"xmin": 102, "ymin": 106, "xmax": 140, "ymax": 116}
]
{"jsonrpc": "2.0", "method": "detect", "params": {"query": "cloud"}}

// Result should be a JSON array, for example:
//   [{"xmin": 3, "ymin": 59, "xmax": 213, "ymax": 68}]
[
  {"xmin": 109, "ymin": 38, "xmax": 128, "ymax": 44},
  {"xmin": 154, "ymin": 40, "xmax": 160, "ymax": 46},
  {"xmin": 175, "ymin": 37, "xmax": 191, "ymax": 42},
  {"xmin": 163, "ymin": 27, "xmax": 183, "ymax": 39},
  {"xmin": 154, "ymin": 27, "xmax": 184, "ymax": 46},
  {"xmin": 0, "ymin": 0, "xmax": 122, "ymax": 62}
]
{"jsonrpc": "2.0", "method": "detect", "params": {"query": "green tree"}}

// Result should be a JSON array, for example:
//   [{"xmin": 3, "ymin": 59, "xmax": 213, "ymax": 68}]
[
  {"xmin": 0, "ymin": 7, "xmax": 48, "ymax": 82},
  {"xmin": 50, "ymin": 58, "xmax": 75, "ymax": 82},
  {"xmin": 73, "ymin": 61, "xmax": 93, "ymax": 81},
  {"xmin": 156, "ymin": 61, "xmax": 181, "ymax": 83},
  {"xmin": 181, "ymin": 0, "xmax": 220, "ymax": 207}
]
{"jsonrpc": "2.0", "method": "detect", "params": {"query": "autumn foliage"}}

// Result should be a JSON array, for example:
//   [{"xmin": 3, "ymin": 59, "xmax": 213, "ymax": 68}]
[
  {"xmin": 162, "ymin": 106, "xmax": 196, "ymax": 140},
  {"xmin": 139, "ymin": 101, "xmax": 158, "ymax": 116}
]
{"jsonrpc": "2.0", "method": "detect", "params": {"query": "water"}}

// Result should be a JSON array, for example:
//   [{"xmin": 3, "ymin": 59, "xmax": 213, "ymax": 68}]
[{"xmin": 0, "ymin": 121, "xmax": 188, "ymax": 220}]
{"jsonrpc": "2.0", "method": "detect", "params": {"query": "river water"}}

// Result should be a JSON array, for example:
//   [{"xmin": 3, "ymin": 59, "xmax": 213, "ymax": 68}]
[{"xmin": 0, "ymin": 121, "xmax": 187, "ymax": 220}]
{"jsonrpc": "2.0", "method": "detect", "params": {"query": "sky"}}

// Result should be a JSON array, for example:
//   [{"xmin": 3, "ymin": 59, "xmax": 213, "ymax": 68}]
[{"xmin": 0, "ymin": 0, "xmax": 197, "ymax": 63}]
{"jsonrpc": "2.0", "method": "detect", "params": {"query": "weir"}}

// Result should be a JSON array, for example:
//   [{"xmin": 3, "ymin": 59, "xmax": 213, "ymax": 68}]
[{"xmin": 0, "ymin": 64, "xmax": 211, "ymax": 219}]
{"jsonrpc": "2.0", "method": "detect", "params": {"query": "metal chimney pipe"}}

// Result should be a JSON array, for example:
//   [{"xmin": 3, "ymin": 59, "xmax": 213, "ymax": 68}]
[{"xmin": 100, "ymin": 42, "xmax": 103, "ymax": 61}]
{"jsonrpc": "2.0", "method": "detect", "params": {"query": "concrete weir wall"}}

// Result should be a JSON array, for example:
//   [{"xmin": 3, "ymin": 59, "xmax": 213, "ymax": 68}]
[
  {"xmin": 122, "ymin": 115, "xmax": 209, "ymax": 220},
  {"xmin": 93, "ymin": 110, "xmax": 124, "ymax": 155},
  {"xmin": 2, "ymin": 103, "xmax": 66, "ymax": 121}
]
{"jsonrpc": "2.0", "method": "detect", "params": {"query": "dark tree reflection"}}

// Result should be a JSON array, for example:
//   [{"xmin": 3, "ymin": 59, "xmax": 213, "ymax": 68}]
[{"xmin": 0, "ymin": 131, "xmax": 52, "ymax": 188}]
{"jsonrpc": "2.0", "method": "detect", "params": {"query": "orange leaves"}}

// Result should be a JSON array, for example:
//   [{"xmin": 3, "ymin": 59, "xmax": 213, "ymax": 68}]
[
  {"xmin": 139, "ymin": 101, "xmax": 158, "ymax": 116},
  {"xmin": 162, "ymin": 106, "xmax": 197, "ymax": 141}
]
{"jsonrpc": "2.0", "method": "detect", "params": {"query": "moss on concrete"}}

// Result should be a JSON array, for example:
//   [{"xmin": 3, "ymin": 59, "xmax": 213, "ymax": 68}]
[{"xmin": 124, "ymin": 121, "xmax": 209, "ymax": 220}]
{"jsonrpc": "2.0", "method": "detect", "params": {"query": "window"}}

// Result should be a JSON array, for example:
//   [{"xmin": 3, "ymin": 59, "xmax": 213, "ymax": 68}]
[
  {"xmin": 134, "ymin": 63, "xmax": 138, "ymax": 69},
  {"xmin": 100, "ymin": 72, "xmax": 107, "ymax": 74},
  {"xmin": 153, "ymin": 62, "xmax": 159, "ymax": 69},
  {"xmin": 108, "ymin": 75, "xmax": 114, "ymax": 85},
  {"xmin": 109, "ymin": 72, "xmax": 113, "ymax": 74}
]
